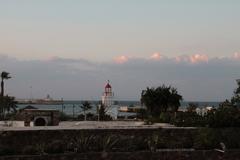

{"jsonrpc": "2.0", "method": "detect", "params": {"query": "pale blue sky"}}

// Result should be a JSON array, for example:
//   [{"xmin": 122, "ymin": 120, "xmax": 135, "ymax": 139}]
[{"xmin": 0, "ymin": 1, "xmax": 240, "ymax": 61}]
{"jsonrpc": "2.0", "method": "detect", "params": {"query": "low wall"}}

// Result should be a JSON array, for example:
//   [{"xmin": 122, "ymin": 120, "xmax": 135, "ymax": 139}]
[
  {"xmin": 0, "ymin": 150, "xmax": 240, "ymax": 160},
  {"xmin": 0, "ymin": 127, "xmax": 240, "ymax": 156}
]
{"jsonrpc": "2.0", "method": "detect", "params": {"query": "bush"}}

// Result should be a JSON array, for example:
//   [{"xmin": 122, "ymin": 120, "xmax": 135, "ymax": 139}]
[
  {"xmin": 136, "ymin": 108, "xmax": 147, "ymax": 120},
  {"xmin": 194, "ymin": 128, "xmax": 220, "ymax": 149},
  {"xmin": 0, "ymin": 147, "xmax": 17, "ymax": 156},
  {"xmin": 100, "ymin": 114, "xmax": 112, "ymax": 121},
  {"xmin": 159, "ymin": 112, "xmax": 172, "ymax": 123},
  {"xmin": 194, "ymin": 128, "xmax": 240, "ymax": 149},
  {"xmin": 172, "ymin": 111, "xmax": 206, "ymax": 127},
  {"xmin": 22, "ymin": 145, "xmax": 39, "ymax": 155},
  {"xmin": 59, "ymin": 112, "xmax": 71, "ymax": 121},
  {"xmin": 77, "ymin": 114, "xmax": 85, "ymax": 121},
  {"xmin": 207, "ymin": 106, "xmax": 240, "ymax": 127},
  {"xmin": 45, "ymin": 140, "xmax": 65, "ymax": 154},
  {"xmin": 143, "ymin": 112, "xmax": 173, "ymax": 124}
]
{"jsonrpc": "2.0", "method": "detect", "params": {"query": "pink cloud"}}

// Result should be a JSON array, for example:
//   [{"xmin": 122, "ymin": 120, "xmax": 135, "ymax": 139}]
[
  {"xmin": 114, "ymin": 55, "xmax": 129, "ymax": 64},
  {"xmin": 174, "ymin": 54, "xmax": 208, "ymax": 64},
  {"xmin": 233, "ymin": 52, "xmax": 240, "ymax": 60},
  {"xmin": 189, "ymin": 54, "xmax": 208, "ymax": 64},
  {"xmin": 175, "ymin": 55, "xmax": 189, "ymax": 63},
  {"xmin": 150, "ymin": 52, "xmax": 163, "ymax": 60}
]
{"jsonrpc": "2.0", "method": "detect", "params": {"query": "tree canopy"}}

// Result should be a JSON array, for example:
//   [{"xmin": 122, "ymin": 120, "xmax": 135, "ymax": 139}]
[
  {"xmin": 80, "ymin": 101, "xmax": 92, "ymax": 121},
  {"xmin": 1, "ymin": 71, "xmax": 11, "ymax": 97},
  {"xmin": 231, "ymin": 80, "xmax": 240, "ymax": 107},
  {"xmin": 141, "ymin": 85, "xmax": 182, "ymax": 117},
  {"xmin": 0, "ymin": 95, "xmax": 17, "ymax": 119}
]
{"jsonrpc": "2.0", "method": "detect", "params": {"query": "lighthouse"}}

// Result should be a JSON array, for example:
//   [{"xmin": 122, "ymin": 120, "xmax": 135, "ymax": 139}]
[{"xmin": 102, "ymin": 80, "xmax": 114, "ymax": 108}]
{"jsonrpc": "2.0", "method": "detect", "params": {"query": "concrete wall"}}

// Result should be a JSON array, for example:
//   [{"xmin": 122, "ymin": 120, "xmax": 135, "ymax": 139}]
[
  {"xmin": 0, "ymin": 128, "xmax": 240, "ymax": 157},
  {"xmin": 0, "ymin": 151, "xmax": 240, "ymax": 160},
  {"xmin": 0, "ymin": 128, "xmax": 196, "ymax": 155}
]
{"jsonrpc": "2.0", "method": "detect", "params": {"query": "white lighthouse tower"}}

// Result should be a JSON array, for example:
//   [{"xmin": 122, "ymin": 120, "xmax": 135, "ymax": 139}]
[{"xmin": 102, "ymin": 80, "xmax": 114, "ymax": 108}]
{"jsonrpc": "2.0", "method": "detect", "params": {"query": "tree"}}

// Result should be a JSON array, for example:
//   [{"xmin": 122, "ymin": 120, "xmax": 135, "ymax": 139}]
[
  {"xmin": 187, "ymin": 103, "xmax": 198, "ymax": 112},
  {"xmin": 141, "ymin": 85, "xmax": 182, "ymax": 117},
  {"xmin": 207, "ymin": 102, "xmax": 240, "ymax": 127},
  {"xmin": 1, "ymin": 71, "xmax": 11, "ymax": 97},
  {"xmin": 80, "ymin": 101, "xmax": 92, "ymax": 121},
  {"xmin": 231, "ymin": 79, "xmax": 240, "ymax": 107},
  {"xmin": 0, "ymin": 95, "xmax": 17, "ymax": 119},
  {"xmin": 98, "ymin": 103, "xmax": 112, "ymax": 121}
]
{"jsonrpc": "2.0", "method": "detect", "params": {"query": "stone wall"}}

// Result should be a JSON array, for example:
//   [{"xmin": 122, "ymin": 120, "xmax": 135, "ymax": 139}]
[
  {"xmin": 0, "ymin": 128, "xmax": 240, "ymax": 157},
  {"xmin": 0, "ymin": 150, "xmax": 240, "ymax": 160},
  {"xmin": 0, "ymin": 128, "xmax": 196, "ymax": 155}
]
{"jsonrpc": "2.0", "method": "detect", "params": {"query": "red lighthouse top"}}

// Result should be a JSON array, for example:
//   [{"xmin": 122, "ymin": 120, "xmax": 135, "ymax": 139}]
[{"xmin": 105, "ymin": 80, "xmax": 112, "ymax": 88}]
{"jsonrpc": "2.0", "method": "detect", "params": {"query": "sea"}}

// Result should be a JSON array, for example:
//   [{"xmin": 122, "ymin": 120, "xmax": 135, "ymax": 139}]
[{"xmin": 17, "ymin": 101, "xmax": 220, "ymax": 117}]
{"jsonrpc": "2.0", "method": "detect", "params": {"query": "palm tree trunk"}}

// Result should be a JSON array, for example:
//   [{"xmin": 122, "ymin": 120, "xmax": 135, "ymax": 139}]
[
  {"xmin": 1, "ymin": 79, "xmax": 4, "ymax": 97},
  {"xmin": 0, "ymin": 79, "xmax": 3, "ymax": 119}
]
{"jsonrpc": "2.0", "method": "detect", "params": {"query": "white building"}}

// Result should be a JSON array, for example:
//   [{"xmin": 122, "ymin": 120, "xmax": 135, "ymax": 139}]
[{"xmin": 102, "ymin": 80, "xmax": 114, "ymax": 108}]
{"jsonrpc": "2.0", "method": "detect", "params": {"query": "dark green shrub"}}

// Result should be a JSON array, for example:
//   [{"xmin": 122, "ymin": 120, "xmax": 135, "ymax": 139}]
[
  {"xmin": 159, "ymin": 112, "xmax": 172, "ymax": 123},
  {"xmin": 69, "ymin": 133, "xmax": 95, "ymax": 152},
  {"xmin": 172, "ymin": 112, "xmax": 206, "ymax": 127},
  {"xmin": 194, "ymin": 128, "xmax": 221, "ymax": 150},
  {"xmin": 0, "ymin": 147, "xmax": 16, "ymax": 156},
  {"xmin": 22, "ymin": 145, "xmax": 39, "ymax": 155},
  {"xmin": 45, "ymin": 140, "xmax": 65, "ymax": 154},
  {"xmin": 77, "ymin": 114, "xmax": 85, "ymax": 121},
  {"xmin": 207, "ymin": 106, "xmax": 240, "ymax": 127},
  {"xmin": 136, "ymin": 108, "xmax": 147, "ymax": 120},
  {"xmin": 218, "ymin": 128, "xmax": 240, "ymax": 149},
  {"xmin": 93, "ymin": 135, "xmax": 119, "ymax": 152},
  {"xmin": 59, "ymin": 112, "xmax": 71, "ymax": 121}
]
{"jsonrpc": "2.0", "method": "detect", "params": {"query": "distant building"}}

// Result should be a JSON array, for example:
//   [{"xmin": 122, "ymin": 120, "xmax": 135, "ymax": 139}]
[
  {"xmin": 196, "ymin": 106, "xmax": 213, "ymax": 116},
  {"xmin": 17, "ymin": 107, "xmax": 60, "ymax": 126},
  {"xmin": 102, "ymin": 80, "xmax": 114, "ymax": 108}
]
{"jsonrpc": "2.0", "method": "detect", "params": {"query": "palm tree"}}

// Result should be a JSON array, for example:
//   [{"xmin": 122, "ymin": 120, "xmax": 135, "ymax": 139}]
[
  {"xmin": 80, "ymin": 101, "xmax": 92, "ymax": 121},
  {"xmin": 1, "ymin": 71, "xmax": 11, "ymax": 97},
  {"xmin": 0, "ymin": 95, "xmax": 17, "ymax": 119},
  {"xmin": 3, "ymin": 95, "xmax": 17, "ymax": 118}
]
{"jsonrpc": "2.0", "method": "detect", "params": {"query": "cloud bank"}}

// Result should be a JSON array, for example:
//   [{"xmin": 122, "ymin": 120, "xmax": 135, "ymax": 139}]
[{"xmin": 0, "ymin": 53, "xmax": 240, "ymax": 101}]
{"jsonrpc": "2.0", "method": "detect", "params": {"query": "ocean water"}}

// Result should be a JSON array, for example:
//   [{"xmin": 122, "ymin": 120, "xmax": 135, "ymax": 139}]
[{"xmin": 17, "ymin": 101, "xmax": 220, "ymax": 116}]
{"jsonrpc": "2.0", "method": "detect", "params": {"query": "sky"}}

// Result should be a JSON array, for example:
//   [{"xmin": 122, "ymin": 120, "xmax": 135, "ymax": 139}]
[{"xmin": 0, "ymin": 1, "xmax": 240, "ymax": 101}]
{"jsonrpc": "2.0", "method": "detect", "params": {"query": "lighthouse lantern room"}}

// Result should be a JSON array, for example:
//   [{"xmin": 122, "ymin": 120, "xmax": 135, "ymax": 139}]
[{"xmin": 102, "ymin": 80, "xmax": 114, "ymax": 108}]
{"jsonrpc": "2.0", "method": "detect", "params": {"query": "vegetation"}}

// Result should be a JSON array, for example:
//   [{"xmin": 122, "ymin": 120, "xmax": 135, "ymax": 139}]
[
  {"xmin": 206, "ymin": 103, "xmax": 240, "ymax": 127},
  {"xmin": 141, "ymin": 85, "xmax": 182, "ymax": 118},
  {"xmin": 98, "ymin": 103, "xmax": 112, "ymax": 121},
  {"xmin": 172, "ymin": 81, "xmax": 240, "ymax": 127},
  {"xmin": 0, "ymin": 71, "xmax": 17, "ymax": 120},
  {"xmin": 173, "ymin": 111, "xmax": 206, "ymax": 127},
  {"xmin": 59, "ymin": 112, "xmax": 72, "ymax": 121},
  {"xmin": 136, "ymin": 108, "xmax": 148, "ymax": 120},
  {"xmin": 187, "ymin": 102, "xmax": 198, "ymax": 112},
  {"xmin": 1, "ymin": 128, "xmax": 240, "ymax": 156},
  {"xmin": 80, "ymin": 101, "xmax": 92, "ymax": 121},
  {"xmin": 1, "ymin": 71, "xmax": 11, "ymax": 97},
  {"xmin": 231, "ymin": 79, "xmax": 240, "ymax": 107}
]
